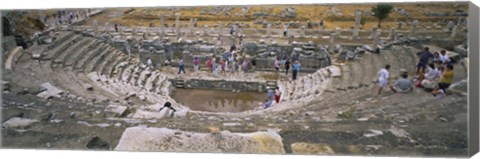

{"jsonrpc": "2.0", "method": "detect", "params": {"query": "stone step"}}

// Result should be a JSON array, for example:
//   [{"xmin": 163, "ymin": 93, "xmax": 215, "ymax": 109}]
[
  {"xmin": 53, "ymin": 38, "xmax": 91, "ymax": 65},
  {"xmin": 121, "ymin": 63, "xmax": 138, "ymax": 83},
  {"xmin": 46, "ymin": 31, "xmax": 76, "ymax": 50},
  {"xmin": 74, "ymin": 43, "xmax": 107, "ymax": 70},
  {"xmin": 401, "ymin": 46, "xmax": 420, "ymax": 75},
  {"xmin": 155, "ymin": 76, "xmax": 169, "ymax": 95},
  {"xmin": 103, "ymin": 55, "xmax": 128, "ymax": 78},
  {"xmin": 349, "ymin": 59, "xmax": 364, "ymax": 89},
  {"xmin": 150, "ymin": 74, "xmax": 161, "ymax": 92},
  {"xmin": 360, "ymin": 53, "xmax": 378, "ymax": 87},
  {"xmin": 43, "ymin": 34, "xmax": 83, "ymax": 60},
  {"xmin": 5, "ymin": 47, "xmax": 24, "ymax": 70},
  {"xmin": 65, "ymin": 39, "xmax": 99, "ymax": 67},
  {"xmin": 85, "ymin": 46, "xmax": 113, "ymax": 73},
  {"xmin": 136, "ymin": 68, "xmax": 153, "ymax": 88},
  {"xmin": 129, "ymin": 65, "xmax": 146, "ymax": 86},
  {"xmin": 95, "ymin": 49, "xmax": 118, "ymax": 74},
  {"xmin": 370, "ymin": 53, "xmax": 386, "ymax": 84},
  {"xmin": 144, "ymin": 72, "xmax": 159, "ymax": 92},
  {"xmin": 336, "ymin": 64, "xmax": 350, "ymax": 91},
  {"xmin": 112, "ymin": 61, "xmax": 131, "ymax": 81},
  {"xmin": 382, "ymin": 50, "xmax": 401, "ymax": 81}
]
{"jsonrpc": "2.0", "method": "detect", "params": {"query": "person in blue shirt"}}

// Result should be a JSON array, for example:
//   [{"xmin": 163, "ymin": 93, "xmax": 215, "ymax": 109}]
[
  {"xmin": 292, "ymin": 61, "xmax": 301, "ymax": 80},
  {"xmin": 178, "ymin": 58, "xmax": 186, "ymax": 74},
  {"xmin": 264, "ymin": 99, "xmax": 272, "ymax": 109},
  {"xmin": 416, "ymin": 47, "xmax": 433, "ymax": 75}
]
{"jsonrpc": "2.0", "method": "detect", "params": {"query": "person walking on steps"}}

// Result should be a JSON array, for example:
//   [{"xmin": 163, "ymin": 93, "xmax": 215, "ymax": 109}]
[{"xmin": 376, "ymin": 64, "xmax": 391, "ymax": 95}]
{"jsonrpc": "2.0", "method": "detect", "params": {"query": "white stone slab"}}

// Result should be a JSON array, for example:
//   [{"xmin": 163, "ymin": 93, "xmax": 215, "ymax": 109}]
[
  {"xmin": 104, "ymin": 105, "xmax": 128, "ymax": 117},
  {"xmin": 326, "ymin": 65, "xmax": 341, "ymax": 77},
  {"xmin": 2, "ymin": 117, "xmax": 38, "ymax": 128},
  {"xmin": 37, "ymin": 83, "xmax": 63, "ymax": 99},
  {"xmin": 114, "ymin": 127, "xmax": 285, "ymax": 153}
]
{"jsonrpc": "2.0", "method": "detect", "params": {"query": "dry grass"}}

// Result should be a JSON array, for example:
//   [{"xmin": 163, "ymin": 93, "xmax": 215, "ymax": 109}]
[{"xmin": 109, "ymin": 2, "xmax": 467, "ymax": 30}]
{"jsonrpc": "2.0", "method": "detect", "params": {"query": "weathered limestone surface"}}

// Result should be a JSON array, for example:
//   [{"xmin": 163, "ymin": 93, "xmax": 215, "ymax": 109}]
[
  {"xmin": 37, "ymin": 83, "xmax": 64, "ymax": 99},
  {"xmin": 291, "ymin": 142, "xmax": 335, "ymax": 155},
  {"xmin": 2, "ymin": 117, "xmax": 39, "ymax": 128},
  {"xmin": 104, "ymin": 105, "xmax": 128, "ymax": 117},
  {"xmin": 5, "ymin": 46, "xmax": 23, "ymax": 70},
  {"xmin": 115, "ymin": 127, "xmax": 285, "ymax": 153}
]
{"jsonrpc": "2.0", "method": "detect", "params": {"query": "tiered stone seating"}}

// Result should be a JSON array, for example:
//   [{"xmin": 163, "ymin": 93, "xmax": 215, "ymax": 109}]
[
  {"xmin": 279, "ymin": 67, "xmax": 330, "ymax": 102},
  {"xmin": 75, "ymin": 43, "xmax": 108, "ymax": 70},
  {"xmin": 53, "ymin": 38, "xmax": 91, "ymax": 66},
  {"xmin": 85, "ymin": 46, "xmax": 114, "ymax": 73},
  {"xmin": 102, "ymin": 54, "xmax": 128, "ymax": 78},
  {"xmin": 43, "ymin": 34, "xmax": 83, "ymax": 60},
  {"xmin": 64, "ymin": 39, "xmax": 100, "ymax": 67}
]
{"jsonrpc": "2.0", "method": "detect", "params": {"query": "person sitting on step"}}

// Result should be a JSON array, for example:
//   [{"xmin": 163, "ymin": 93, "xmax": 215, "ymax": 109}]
[
  {"xmin": 390, "ymin": 73, "xmax": 413, "ymax": 93},
  {"xmin": 159, "ymin": 101, "xmax": 177, "ymax": 117}
]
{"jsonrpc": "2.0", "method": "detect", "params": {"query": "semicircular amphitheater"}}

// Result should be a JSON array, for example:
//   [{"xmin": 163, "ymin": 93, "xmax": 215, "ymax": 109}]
[{"xmin": 1, "ymin": 7, "xmax": 469, "ymax": 156}]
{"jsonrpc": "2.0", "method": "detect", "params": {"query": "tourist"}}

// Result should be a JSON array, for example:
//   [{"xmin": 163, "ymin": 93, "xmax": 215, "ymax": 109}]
[
  {"xmin": 231, "ymin": 59, "xmax": 237, "ymax": 74},
  {"xmin": 281, "ymin": 54, "xmax": 287, "ymax": 69},
  {"xmin": 211, "ymin": 57, "xmax": 217, "ymax": 73},
  {"xmin": 251, "ymin": 57, "xmax": 257, "ymax": 72},
  {"xmin": 239, "ymin": 34, "xmax": 244, "ymax": 46},
  {"xmin": 432, "ymin": 52, "xmax": 441, "ymax": 65},
  {"xmin": 230, "ymin": 44, "xmax": 237, "ymax": 52},
  {"xmin": 147, "ymin": 57, "xmax": 153, "ymax": 67},
  {"xmin": 264, "ymin": 99, "xmax": 272, "ymax": 109},
  {"xmin": 242, "ymin": 59, "xmax": 249, "ymax": 74},
  {"xmin": 193, "ymin": 57, "xmax": 200, "ymax": 71},
  {"xmin": 230, "ymin": 25, "xmax": 235, "ymax": 35},
  {"xmin": 275, "ymin": 87, "xmax": 282, "ymax": 104},
  {"xmin": 389, "ymin": 74, "xmax": 413, "ymax": 93},
  {"xmin": 206, "ymin": 58, "xmax": 212, "ymax": 71},
  {"xmin": 285, "ymin": 60, "xmax": 291, "ymax": 75},
  {"xmin": 376, "ymin": 64, "xmax": 390, "ymax": 95},
  {"xmin": 416, "ymin": 47, "xmax": 433, "ymax": 75},
  {"xmin": 274, "ymin": 57, "xmax": 280, "ymax": 73},
  {"xmin": 267, "ymin": 88, "xmax": 275, "ymax": 102},
  {"xmin": 158, "ymin": 101, "xmax": 176, "ymax": 117},
  {"xmin": 114, "ymin": 23, "xmax": 118, "ymax": 32},
  {"xmin": 213, "ymin": 61, "xmax": 219, "ymax": 77},
  {"xmin": 292, "ymin": 61, "xmax": 301, "ymax": 80},
  {"xmin": 417, "ymin": 63, "xmax": 441, "ymax": 89},
  {"xmin": 178, "ymin": 58, "xmax": 186, "ymax": 74},
  {"xmin": 432, "ymin": 65, "xmax": 454, "ymax": 97},
  {"xmin": 439, "ymin": 50, "xmax": 451, "ymax": 65},
  {"xmin": 221, "ymin": 59, "xmax": 227, "ymax": 75},
  {"xmin": 283, "ymin": 24, "xmax": 288, "ymax": 37}
]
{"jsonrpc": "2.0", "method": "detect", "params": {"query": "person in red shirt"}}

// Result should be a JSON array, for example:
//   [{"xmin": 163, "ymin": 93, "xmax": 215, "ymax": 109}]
[{"xmin": 206, "ymin": 58, "xmax": 212, "ymax": 71}]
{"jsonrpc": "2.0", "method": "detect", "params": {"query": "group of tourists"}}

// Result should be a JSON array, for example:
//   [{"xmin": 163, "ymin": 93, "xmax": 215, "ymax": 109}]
[
  {"xmin": 376, "ymin": 47, "xmax": 455, "ymax": 98},
  {"xmin": 42, "ymin": 9, "xmax": 91, "ymax": 25}
]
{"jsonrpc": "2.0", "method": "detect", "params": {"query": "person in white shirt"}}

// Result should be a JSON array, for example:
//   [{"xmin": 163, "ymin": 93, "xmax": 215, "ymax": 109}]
[
  {"xmin": 439, "ymin": 50, "xmax": 450, "ymax": 65},
  {"xmin": 377, "ymin": 64, "xmax": 390, "ymax": 95},
  {"xmin": 147, "ymin": 58, "xmax": 153, "ymax": 67}
]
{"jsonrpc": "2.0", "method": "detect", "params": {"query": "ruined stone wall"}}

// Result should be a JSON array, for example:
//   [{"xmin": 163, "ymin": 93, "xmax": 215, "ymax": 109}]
[{"xmin": 172, "ymin": 78, "xmax": 270, "ymax": 92}]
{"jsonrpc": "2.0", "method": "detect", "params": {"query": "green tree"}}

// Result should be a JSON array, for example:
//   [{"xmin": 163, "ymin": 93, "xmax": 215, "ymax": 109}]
[{"xmin": 371, "ymin": 3, "xmax": 394, "ymax": 28}]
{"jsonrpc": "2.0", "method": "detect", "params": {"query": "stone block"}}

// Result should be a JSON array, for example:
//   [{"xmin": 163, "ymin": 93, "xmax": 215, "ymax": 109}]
[
  {"xmin": 2, "ymin": 117, "xmax": 38, "ymax": 128},
  {"xmin": 36, "ymin": 83, "xmax": 63, "ymax": 99},
  {"xmin": 291, "ymin": 142, "xmax": 335, "ymax": 155},
  {"xmin": 115, "ymin": 127, "xmax": 285, "ymax": 153},
  {"xmin": 104, "ymin": 105, "xmax": 128, "ymax": 117}
]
